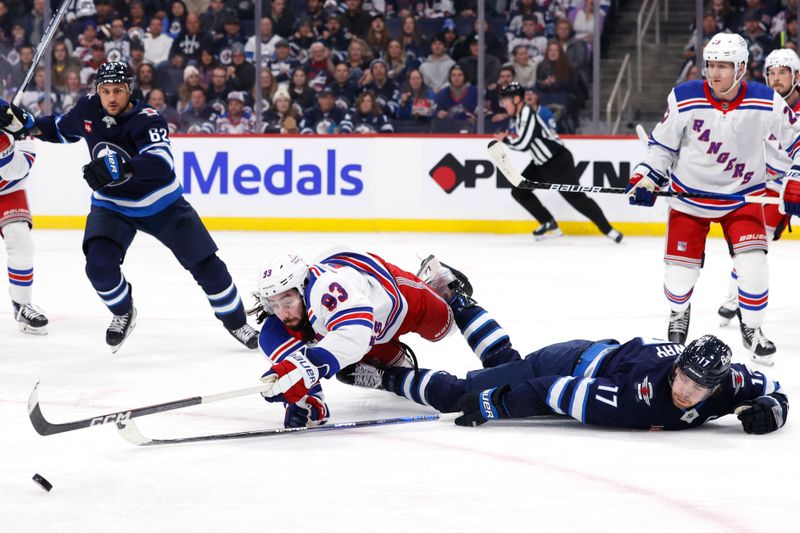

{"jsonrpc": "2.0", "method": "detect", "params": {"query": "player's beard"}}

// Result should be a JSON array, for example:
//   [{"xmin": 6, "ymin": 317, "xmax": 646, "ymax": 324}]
[{"xmin": 285, "ymin": 314, "xmax": 316, "ymax": 343}]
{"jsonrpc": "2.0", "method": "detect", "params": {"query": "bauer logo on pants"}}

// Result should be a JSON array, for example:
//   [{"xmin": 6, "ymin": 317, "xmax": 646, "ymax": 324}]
[{"xmin": 428, "ymin": 154, "xmax": 511, "ymax": 193}]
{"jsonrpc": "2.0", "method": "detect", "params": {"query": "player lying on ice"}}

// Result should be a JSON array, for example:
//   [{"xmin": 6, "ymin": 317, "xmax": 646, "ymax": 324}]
[
  {"xmin": 341, "ymin": 256, "xmax": 789, "ymax": 435},
  {"xmin": 251, "ymin": 248, "xmax": 462, "ymax": 428}
]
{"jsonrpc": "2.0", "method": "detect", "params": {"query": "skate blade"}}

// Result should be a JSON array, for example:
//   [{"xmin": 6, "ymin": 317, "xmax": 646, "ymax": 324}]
[
  {"xmin": 18, "ymin": 323, "xmax": 48, "ymax": 336},
  {"xmin": 534, "ymin": 230, "xmax": 564, "ymax": 241},
  {"xmin": 750, "ymin": 353, "xmax": 775, "ymax": 367},
  {"xmin": 109, "ymin": 314, "xmax": 137, "ymax": 355},
  {"xmin": 719, "ymin": 317, "xmax": 732, "ymax": 327}
]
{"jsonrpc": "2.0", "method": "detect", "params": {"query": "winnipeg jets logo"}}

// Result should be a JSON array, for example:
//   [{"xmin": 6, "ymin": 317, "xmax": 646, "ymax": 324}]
[
  {"xmin": 636, "ymin": 376, "xmax": 654, "ymax": 406},
  {"xmin": 731, "ymin": 369, "xmax": 744, "ymax": 395},
  {"xmin": 680, "ymin": 409, "xmax": 699, "ymax": 424},
  {"xmin": 102, "ymin": 116, "xmax": 117, "ymax": 128}
]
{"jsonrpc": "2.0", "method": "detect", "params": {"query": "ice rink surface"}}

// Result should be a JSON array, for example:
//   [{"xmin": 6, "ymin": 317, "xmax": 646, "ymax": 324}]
[{"xmin": 1, "ymin": 230, "xmax": 798, "ymax": 532}]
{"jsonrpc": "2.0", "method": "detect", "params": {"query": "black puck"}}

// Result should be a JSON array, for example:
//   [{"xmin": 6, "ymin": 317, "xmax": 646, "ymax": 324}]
[{"xmin": 32, "ymin": 473, "xmax": 52, "ymax": 492}]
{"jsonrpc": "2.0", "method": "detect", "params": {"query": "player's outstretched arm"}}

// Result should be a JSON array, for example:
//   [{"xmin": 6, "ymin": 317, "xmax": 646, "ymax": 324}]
[
  {"xmin": 454, "ymin": 386, "xmax": 511, "ymax": 427},
  {"xmin": 736, "ymin": 392, "xmax": 788, "ymax": 435}
]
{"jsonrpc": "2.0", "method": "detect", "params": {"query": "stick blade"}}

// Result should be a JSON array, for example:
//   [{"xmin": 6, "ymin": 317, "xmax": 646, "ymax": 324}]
[
  {"xmin": 487, "ymin": 140, "xmax": 524, "ymax": 187},
  {"xmin": 117, "ymin": 419, "xmax": 153, "ymax": 446},
  {"xmin": 27, "ymin": 381, "xmax": 52, "ymax": 436}
]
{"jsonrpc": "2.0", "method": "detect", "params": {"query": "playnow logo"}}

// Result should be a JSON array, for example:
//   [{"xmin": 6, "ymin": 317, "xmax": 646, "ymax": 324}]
[
  {"xmin": 182, "ymin": 149, "xmax": 364, "ymax": 196},
  {"xmin": 429, "ymin": 153, "xmax": 632, "ymax": 193}
]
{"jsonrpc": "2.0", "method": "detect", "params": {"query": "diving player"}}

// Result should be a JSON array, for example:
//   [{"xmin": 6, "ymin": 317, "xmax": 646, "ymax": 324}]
[
  {"xmin": 0, "ymin": 62, "xmax": 259, "ymax": 353},
  {"xmin": 626, "ymin": 33, "xmax": 800, "ymax": 365},
  {"xmin": 0, "ymin": 114, "xmax": 48, "ymax": 334},
  {"xmin": 344, "ymin": 257, "xmax": 788, "ymax": 435},
  {"xmin": 252, "ymin": 249, "xmax": 459, "ymax": 428}
]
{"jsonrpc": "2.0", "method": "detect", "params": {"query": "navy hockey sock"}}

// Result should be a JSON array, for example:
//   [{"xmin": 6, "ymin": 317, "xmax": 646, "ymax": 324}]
[
  {"xmin": 189, "ymin": 254, "xmax": 246, "ymax": 330},
  {"xmin": 453, "ymin": 305, "xmax": 518, "ymax": 367},
  {"xmin": 85, "ymin": 239, "xmax": 132, "ymax": 315},
  {"xmin": 383, "ymin": 367, "xmax": 466, "ymax": 413}
]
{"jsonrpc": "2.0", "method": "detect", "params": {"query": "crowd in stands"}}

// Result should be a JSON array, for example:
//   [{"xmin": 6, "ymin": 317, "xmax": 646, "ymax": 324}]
[
  {"xmin": 0, "ymin": 0, "xmax": 616, "ymax": 134},
  {"xmin": 679, "ymin": 0, "xmax": 800, "ymax": 84}
]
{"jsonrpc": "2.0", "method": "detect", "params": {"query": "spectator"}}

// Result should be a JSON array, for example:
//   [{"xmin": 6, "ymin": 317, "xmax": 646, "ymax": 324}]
[
  {"xmin": 128, "ymin": 39, "xmax": 147, "ymax": 73},
  {"xmin": 386, "ymin": 38, "xmax": 417, "ymax": 84},
  {"xmin": 459, "ymin": 18, "xmax": 507, "ymax": 63},
  {"xmin": 79, "ymin": 43, "xmax": 107, "ymax": 86},
  {"xmin": 776, "ymin": 15, "xmax": 799, "ymax": 48},
  {"xmin": 676, "ymin": 63, "xmax": 700, "ymax": 85},
  {"xmin": 397, "ymin": 68, "xmax": 437, "ymax": 121},
  {"xmin": 291, "ymin": 18, "xmax": 317, "ymax": 60},
  {"xmin": 343, "ymin": 0, "xmax": 372, "ymax": 39},
  {"xmin": 320, "ymin": 12, "xmax": 350, "ymax": 60},
  {"xmin": 366, "ymin": 13, "xmax": 390, "ymax": 57},
  {"xmin": 327, "ymin": 62, "xmax": 359, "ymax": 110},
  {"xmin": 8, "ymin": 22, "xmax": 28, "ymax": 51},
  {"xmin": 507, "ymin": 44, "xmax": 537, "ymax": 87},
  {"xmin": 306, "ymin": 41, "xmax": 334, "ymax": 91},
  {"xmin": 125, "ymin": 1, "xmax": 148, "ymax": 33},
  {"xmin": 215, "ymin": 90, "xmax": 256, "ymax": 133},
  {"xmin": 535, "ymin": 41, "xmax": 577, "ymax": 127},
  {"xmin": 144, "ymin": 15, "xmax": 174, "ymax": 66},
  {"xmin": 148, "ymin": 88, "xmax": 182, "ymax": 132},
  {"xmin": 351, "ymin": 90, "xmax": 393, "ymax": 133},
  {"xmin": 363, "ymin": 58, "xmax": 400, "ymax": 116},
  {"xmin": 555, "ymin": 18, "xmax": 590, "ymax": 85},
  {"xmin": 345, "ymin": 38, "xmax": 372, "ymax": 85},
  {"xmin": 30, "ymin": 92, "xmax": 59, "ymax": 118},
  {"xmin": 263, "ymin": 89, "xmax": 300, "ymax": 133},
  {"xmin": 289, "ymin": 66, "xmax": 315, "ymax": 112},
  {"xmin": 59, "ymin": 70, "xmax": 87, "ymax": 114},
  {"xmin": 771, "ymin": 0, "xmax": 797, "ymax": 39},
  {"xmin": 246, "ymin": 17, "xmax": 282, "ymax": 67},
  {"xmin": 400, "ymin": 15, "xmax": 427, "ymax": 61},
  {"xmin": 708, "ymin": 0, "xmax": 740, "ymax": 33},
  {"xmin": 206, "ymin": 65, "xmax": 231, "ymax": 103},
  {"xmin": 458, "ymin": 35, "xmax": 501, "ymax": 86},
  {"xmin": 419, "ymin": 34, "xmax": 456, "ymax": 92},
  {"xmin": 200, "ymin": 0, "xmax": 234, "ymax": 36},
  {"xmin": 105, "ymin": 17, "xmax": 133, "ymax": 64},
  {"xmin": 164, "ymin": 0, "xmax": 188, "ymax": 39},
  {"xmin": 255, "ymin": 68, "xmax": 279, "ymax": 112},
  {"xmin": 0, "ymin": 1, "xmax": 12, "ymax": 47},
  {"xmin": 486, "ymin": 65, "xmax": 517, "ymax": 126},
  {"xmin": 157, "ymin": 52, "xmax": 187, "ymax": 98},
  {"xmin": 74, "ymin": 21, "xmax": 103, "ymax": 65},
  {"xmin": 269, "ymin": 38, "xmax": 300, "ymax": 83},
  {"xmin": 300, "ymin": 86, "xmax": 353, "ymax": 134},
  {"xmin": 24, "ymin": 0, "xmax": 45, "ymax": 47},
  {"xmin": 171, "ymin": 13, "xmax": 213, "ymax": 64},
  {"xmin": 569, "ymin": 0, "xmax": 604, "ymax": 45},
  {"xmin": 742, "ymin": 11, "xmax": 774, "ymax": 81},
  {"xmin": 507, "ymin": 14, "xmax": 547, "ymax": 65},
  {"xmin": 19, "ymin": 67, "xmax": 48, "ymax": 111},
  {"xmin": 525, "ymin": 87, "xmax": 556, "ymax": 130},
  {"xmin": 51, "ymin": 41, "xmax": 82, "ymax": 93},
  {"xmin": 132, "ymin": 62, "xmax": 156, "ymax": 101},
  {"xmin": 94, "ymin": 0, "xmax": 116, "ymax": 28},
  {"xmin": 177, "ymin": 64, "xmax": 207, "ymax": 114},
  {"xmin": 197, "ymin": 47, "xmax": 219, "ymax": 86},
  {"xmin": 739, "ymin": 0, "xmax": 772, "ymax": 34},
  {"xmin": 411, "ymin": 0, "xmax": 454, "ymax": 19},
  {"xmin": 434, "ymin": 64, "xmax": 477, "ymax": 121},
  {"xmin": 271, "ymin": 0, "xmax": 295, "ymax": 38},
  {"xmin": 215, "ymin": 13, "xmax": 247, "ymax": 61},
  {"xmin": 507, "ymin": 0, "xmax": 539, "ymax": 37},
  {"xmin": 227, "ymin": 42, "xmax": 255, "ymax": 91},
  {"xmin": 179, "ymin": 87, "xmax": 215, "ymax": 132},
  {"xmin": 305, "ymin": 0, "xmax": 326, "ymax": 36}
]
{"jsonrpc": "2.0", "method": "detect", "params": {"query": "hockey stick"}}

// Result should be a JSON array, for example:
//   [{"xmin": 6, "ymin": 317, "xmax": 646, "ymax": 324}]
[
  {"xmin": 487, "ymin": 140, "xmax": 780, "ymax": 206},
  {"xmin": 116, "ymin": 414, "xmax": 441, "ymax": 446},
  {"xmin": 12, "ymin": 0, "xmax": 71, "ymax": 106},
  {"xmin": 27, "ymin": 380, "xmax": 277, "ymax": 436}
]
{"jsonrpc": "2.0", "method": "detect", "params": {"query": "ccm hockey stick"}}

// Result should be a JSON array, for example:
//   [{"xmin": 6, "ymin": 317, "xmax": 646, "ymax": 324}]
[
  {"xmin": 27, "ymin": 380, "xmax": 277, "ymax": 436},
  {"xmin": 487, "ymin": 140, "xmax": 780, "ymax": 206},
  {"xmin": 116, "ymin": 414, "xmax": 440, "ymax": 446},
  {"xmin": 12, "ymin": 0, "xmax": 71, "ymax": 105}
]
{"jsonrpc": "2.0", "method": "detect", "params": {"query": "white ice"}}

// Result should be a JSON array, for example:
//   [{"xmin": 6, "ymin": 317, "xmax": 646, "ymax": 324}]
[{"xmin": 1, "ymin": 230, "xmax": 798, "ymax": 533}]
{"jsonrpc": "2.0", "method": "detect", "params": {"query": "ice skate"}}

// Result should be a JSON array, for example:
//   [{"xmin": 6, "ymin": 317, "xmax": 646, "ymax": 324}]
[
  {"xmin": 668, "ymin": 305, "xmax": 691, "ymax": 345},
  {"xmin": 717, "ymin": 295, "xmax": 738, "ymax": 327},
  {"xmin": 416, "ymin": 254, "xmax": 474, "ymax": 306},
  {"xmin": 12, "ymin": 301, "xmax": 48, "ymax": 335},
  {"xmin": 106, "ymin": 306, "xmax": 137, "ymax": 354},
  {"xmin": 738, "ymin": 311, "xmax": 776, "ymax": 366},
  {"xmin": 605, "ymin": 228, "xmax": 624, "ymax": 243},
  {"xmin": 336, "ymin": 363, "xmax": 385, "ymax": 389},
  {"xmin": 532, "ymin": 220, "xmax": 563, "ymax": 241},
  {"xmin": 228, "ymin": 323, "xmax": 259, "ymax": 349}
]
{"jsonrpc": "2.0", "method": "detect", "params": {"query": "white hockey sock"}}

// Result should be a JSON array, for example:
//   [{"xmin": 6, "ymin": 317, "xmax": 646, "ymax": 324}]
[
  {"xmin": 733, "ymin": 251, "xmax": 768, "ymax": 327},
  {"xmin": 3, "ymin": 221, "xmax": 34, "ymax": 305},
  {"xmin": 663, "ymin": 264, "xmax": 700, "ymax": 313}
]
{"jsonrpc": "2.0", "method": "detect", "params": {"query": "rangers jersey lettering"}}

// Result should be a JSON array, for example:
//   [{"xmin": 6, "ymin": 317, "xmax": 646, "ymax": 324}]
[{"xmin": 635, "ymin": 80, "xmax": 800, "ymax": 218}]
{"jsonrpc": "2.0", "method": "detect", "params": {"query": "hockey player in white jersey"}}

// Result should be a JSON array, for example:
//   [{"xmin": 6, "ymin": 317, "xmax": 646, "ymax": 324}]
[
  {"xmin": 626, "ymin": 33, "xmax": 800, "ymax": 366},
  {"xmin": 252, "ymin": 249, "xmax": 459, "ymax": 428},
  {"xmin": 0, "ymin": 127, "xmax": 48, "ymax": 334},
  {"xmin": 717, "ymin": 48, "xmax": 799, "ymax": 333}
]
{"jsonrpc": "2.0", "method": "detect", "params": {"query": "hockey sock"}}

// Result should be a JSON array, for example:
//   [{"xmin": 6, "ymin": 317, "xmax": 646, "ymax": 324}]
[
  {"xmin": 383, "ymin": 367, "xmax": 465, "ymax": 413},
  {"xmin": 3, "ymin": 222, "xmax": 34, "ymax": 304},
  {"xmin": 189, "ymin": 254, "xmax": 245, "ymax": 330},
  {"xmin": 733, "ymin": 251, "xmax": 768, "ymax": 327},
  {"xmin": 663, "ymin": 264, "xmax": 700, "ymax": 312},
  {"xmin": 85, "ymin": 238, "xmax": 132, "ymax": 315},
  {"xmin": 454, "ymin": 305, "xmax": 517, "ymax": 367}
]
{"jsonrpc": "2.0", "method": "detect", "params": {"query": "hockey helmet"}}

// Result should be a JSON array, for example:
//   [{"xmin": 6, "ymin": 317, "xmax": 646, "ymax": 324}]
[
  {"xmin": 94, "ymin": 61, "xmax": 132, "ymax": 91},
  {"xmin": 499, "ymin": 81, "xmax": 525, "ymax": 100},
  {"xmin": 703, "ymin": 33, "xmax": 749, "ymax": 71},
  {"xmin": 764, "ymin": 48, "xmax": 800, "ymax": 89},
  {"xmin": 257, "ymin": 252, "xmax": 310, "ymax": 310},
  {"xmin": 675, "ymin": 335, "xmax": 732, "ymax": 389}
]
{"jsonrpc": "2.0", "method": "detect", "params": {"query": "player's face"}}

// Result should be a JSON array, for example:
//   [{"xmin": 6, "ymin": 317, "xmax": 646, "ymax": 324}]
[
  {"xmin": 705, "ymin": 61, "xmax": 738, "ymax": 94},
  {"xmin": 500, "ymin": 95, "xmax": 518, "ymax": 114},
  {"xmin": 671, "ymin": 368, "xmax": 714, "ymax": 409},
  {"xmin": 767, "ymin": 66, "xmax": 796, "ymax": 97},
  {"xmin": 98, "ymin": 83, "xmax": 131, "ymax": 116},
  {"xmin": 268, "ymin": 289, "xmax": 306, "ymax": 330}
]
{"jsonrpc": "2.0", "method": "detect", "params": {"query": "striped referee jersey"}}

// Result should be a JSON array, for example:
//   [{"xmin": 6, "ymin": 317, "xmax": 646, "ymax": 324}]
[{"xmin": 504, "ymin": 104, "xmax": 564, "ymax": 165}]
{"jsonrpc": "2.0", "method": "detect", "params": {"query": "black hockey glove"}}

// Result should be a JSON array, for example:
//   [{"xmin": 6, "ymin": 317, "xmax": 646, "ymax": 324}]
[
  {"xmin": 82, "ymin": 153, "xmax": 132, "ymax": 191},
  {"xmin": 0, "ymin": 101, "xmax": 34, "ymax": 139},
  {"xmin": 454, "ymin": 385, "xmax": 510, "ymax": 427},
  {"xmin": 737, "ymin": 392, "xmax": 788, "ymax": 435}
]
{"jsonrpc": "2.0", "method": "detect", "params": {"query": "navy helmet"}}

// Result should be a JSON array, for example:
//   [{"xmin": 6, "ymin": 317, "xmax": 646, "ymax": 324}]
[
  {"xmin": 675, "ymin": 335, "xmax": 732, "ymax": 388},
  {"xmin": 499, "ymin": 81, "xmax": 524, "ymax": 99},
  {"xmin": 94, "ymin": 61, "xmax": 131, "ymax": 91}
]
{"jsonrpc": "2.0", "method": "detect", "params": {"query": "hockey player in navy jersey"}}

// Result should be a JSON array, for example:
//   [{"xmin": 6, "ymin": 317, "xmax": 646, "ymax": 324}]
[
  {"xmin": 0, "ymin": 62, "xmax": 259, "ymax": 353},
  {"xmin": 344, "ymin": 257, "xmax": 788, "ymax": 435}
]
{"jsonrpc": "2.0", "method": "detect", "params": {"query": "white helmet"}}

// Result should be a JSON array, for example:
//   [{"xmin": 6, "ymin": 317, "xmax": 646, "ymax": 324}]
[
  {"xmin": 703, "ymin": 33, "xmax": 749, "ymax": 95},
  {"xmin": 257, "ymin": 252, "xmax": 309, "ymax": 308},
  {"xmin": 764, "ymin": 48, "xmax": 800, "ymax": 98}
]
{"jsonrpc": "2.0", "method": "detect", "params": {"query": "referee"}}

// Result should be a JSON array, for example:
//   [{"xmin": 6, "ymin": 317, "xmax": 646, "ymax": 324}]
[{"xmin": 495, "ymin": 82, "xmax": 623, "ymax": 242}]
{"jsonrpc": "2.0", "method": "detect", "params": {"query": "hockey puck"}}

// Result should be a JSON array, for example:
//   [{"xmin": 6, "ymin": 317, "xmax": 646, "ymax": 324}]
[{"xmin": 32, "ymin": 473, "xmax": 52, "ymax": 492}]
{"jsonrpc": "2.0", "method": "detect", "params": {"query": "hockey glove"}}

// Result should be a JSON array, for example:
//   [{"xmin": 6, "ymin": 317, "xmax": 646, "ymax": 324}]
[
  {"xmin": 261, "ymin": 349, "xmax": 322, "ymax": 404},
  {"xmin": 736, "ymin": 392, "xmax": 788, "ymax": 435},
  {"xmin": 82, "ymin": 152, "xmax": 132, "ymax": 191},
  {"xmin": 454, "ymin": 385, "xmax": 510, "ymax": 427},
  {"xmin": 0, "ymin": 101, "xmax": 34, "ymax": 139},
  {"xmin": 779, "ymin": 168, "xmax": 800, "ymax": 216},
  {"xmin": 625, "ymin": 173, "xmax": 658, "ymax": 207},
  {"xmin": 284, "ymin": 386, "xmax": 329, "ymax": 428}
]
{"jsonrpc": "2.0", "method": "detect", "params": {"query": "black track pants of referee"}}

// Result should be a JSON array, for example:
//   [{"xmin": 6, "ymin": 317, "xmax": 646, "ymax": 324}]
[{"xmin": 511, "ymin": 148, "xmax": 613, "ymax": 234}]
